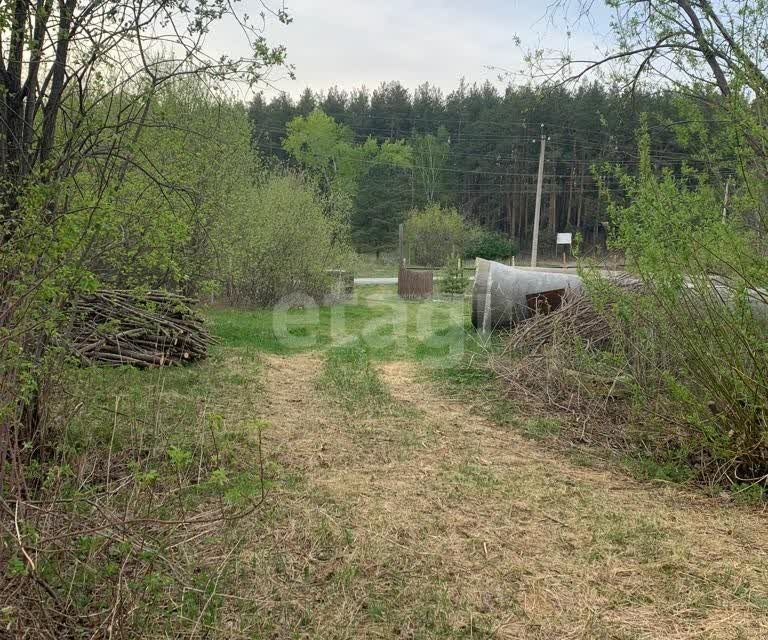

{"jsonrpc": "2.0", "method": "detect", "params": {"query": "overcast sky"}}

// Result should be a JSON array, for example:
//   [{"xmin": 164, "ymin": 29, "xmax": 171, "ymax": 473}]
[{"xmin": 208, "ymin": 0, "xmax": 615, "ymax": 98}]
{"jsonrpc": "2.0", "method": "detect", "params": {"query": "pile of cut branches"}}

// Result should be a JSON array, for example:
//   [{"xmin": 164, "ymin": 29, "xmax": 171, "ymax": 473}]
[
  {"xmin": 491, "ymin": 276, "xmax": 652, "ymax": 447},
  {"xmin": 505, "ymin": 276, "xmax": 643, "ymax": 354},
  {"xmin": 505, "ymin": 289, "xmax": 611, "ymax": 354},
  {"xmin": 68, "ymin": 289, "xmax": 214, "ymax": 367}
]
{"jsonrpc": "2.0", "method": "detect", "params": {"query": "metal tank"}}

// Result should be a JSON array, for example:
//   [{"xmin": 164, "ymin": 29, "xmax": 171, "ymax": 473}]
[{"xmin": 471, "ymin": 258, "xmax": 584, "ymax": 331}]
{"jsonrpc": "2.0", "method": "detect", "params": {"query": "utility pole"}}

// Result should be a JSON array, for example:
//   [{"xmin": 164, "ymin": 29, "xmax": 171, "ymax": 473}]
[
  {"xmin": 398, "ymin": 223, "xmax": 405, "ymax": 265},
  {"xmin": 530, "ymin": 126, "xmax": 547, "ymax": 268},
  {"xmin": 722, "ymin": 177, "xmax": 731, "ymax": 222}
]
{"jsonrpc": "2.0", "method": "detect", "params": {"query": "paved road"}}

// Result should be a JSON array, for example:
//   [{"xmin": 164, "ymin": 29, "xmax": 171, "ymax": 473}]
[
  {"xmin": 353, "ymin": 266, "xmax": 582, "ymax": 286},
  {"xmin": 354, "ymin": 277, "xmax": 399, "ymax": 285}
]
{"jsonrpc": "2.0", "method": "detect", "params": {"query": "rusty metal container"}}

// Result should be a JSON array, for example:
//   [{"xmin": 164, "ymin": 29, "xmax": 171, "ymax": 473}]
[{"xmin": 398, "ymin": 265, "xmax": 433, "ymax": 299}]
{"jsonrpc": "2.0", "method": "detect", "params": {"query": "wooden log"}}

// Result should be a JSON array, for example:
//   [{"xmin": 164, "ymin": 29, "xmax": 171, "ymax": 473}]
[{"xmin": 67, "ymin": 289, "xmax": 215, "ymax": 368}]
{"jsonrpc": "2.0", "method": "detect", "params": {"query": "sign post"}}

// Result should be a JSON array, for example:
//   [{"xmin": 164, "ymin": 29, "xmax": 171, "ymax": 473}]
[{"xmin": 556, "ymin": 232, "xmax": 572, "ymax": 269}]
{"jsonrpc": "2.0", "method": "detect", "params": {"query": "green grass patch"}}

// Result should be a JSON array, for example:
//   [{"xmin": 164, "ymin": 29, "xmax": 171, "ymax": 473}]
[
  {"xmin": 621, "ymin": 452, "xmax": 694, "ymax": 484},
  {"xmin": 354, "ymin": 255, "xmax": 399, "ymax": 278},
  {"xmin": 521, "ymin": 417, "xmax": 562, "ymax": 439},
  {"xmin": 28, "ymin": 344, "xmax": 269, "ymax": 638},
  {"xmin": 448, "ymin": 460, "xmax": 500, "ymax": 491},
  {"xmin": 731, "ymin": 482, "xmax": 767, "ymax": 504},
  {"xmin": 61, "ymin": 347, "xmax": 261, "ymax": 456},
  {"xmin": 320, "ymin": 343, "xmax": 394, "ymax": 415},
  {"xmin": 589, "ymin": 512, "xmax": 668, "ymax": 562},
  {"xmin": 207, "ymin": 301, "xmax": 376, "ymax": 354},
  {"xmin": 207, "ymin": 285, "xmax": 469, "ymax": 364},
  {"xmin": 427, "ymin": 331, "xmax": 526, "ymax": 432}
]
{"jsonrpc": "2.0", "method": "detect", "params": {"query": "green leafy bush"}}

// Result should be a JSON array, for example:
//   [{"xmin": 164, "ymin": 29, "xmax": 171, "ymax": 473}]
[
  {"xmin": 404, "ymin": 204, "xmax": 465, "ymax": 268},
  {"xmin": 502, "ymin": 119, "xmax": 768, "ymax": 491},
  {"xmin": 218, "ymin": 172, "xmax": 354, "ymax": 306},
  {"xmin": 463, "ymin": 227, "xmax": 518, "ymax": 261},
  {"xmin": 592, "ymin": 126, "xmax": 768, "ymax": 486}
]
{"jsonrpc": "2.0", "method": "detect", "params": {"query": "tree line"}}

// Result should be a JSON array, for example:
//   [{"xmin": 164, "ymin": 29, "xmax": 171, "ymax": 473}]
[{"xmin": 248, "ymin": 81, "xmax": 709, "ymax": 257}]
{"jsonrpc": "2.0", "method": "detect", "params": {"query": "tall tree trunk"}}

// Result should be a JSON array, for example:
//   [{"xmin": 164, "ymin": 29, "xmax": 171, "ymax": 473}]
[
  {"xmin": 40, "ymin": 0, "xmax": 77, "ymax": 166},
  {"xmin": 508, "ymin": 192, "xmax": 516, "ymax": 241},
  {"xmin": 576, "ymin": 162, "xmax": 585, "ymax": 231},
  {"xmin": 523, "ymin": 183, "xmax": 529, "ymax": 247},
  {"xmin": 548, "ymin": 185, "xmax": 557, "ymax": 235},
  {"xmin": 566, "ymin": 164, "xmax": 575, "ymax": 227}
]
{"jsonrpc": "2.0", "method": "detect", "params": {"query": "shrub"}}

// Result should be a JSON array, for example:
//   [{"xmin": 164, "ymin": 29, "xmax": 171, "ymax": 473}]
[
  {"xmin": 601, "ymin": 169, "xmax": 768, "ymax": 485},
  {"xmin": 609, "ymin": 127, "xmax": 764, "ymax": 449},
  {"xmin": 463, "ymin": 227, "xmax": 518, "ymax": 261},
  {"xmin": 586, "ymin": 128, "xmax": 768, "ymax": 487},
  {"xmin": 496, "ymin": 125, "xmax": 768, "ymax": 492},
  {"xmin": 404, "ymin": 204, "xmax": 465, "ymax": 268},
  {"xmin": 219, "ymin": 172, "xmax": 354, "ymax": 306}
]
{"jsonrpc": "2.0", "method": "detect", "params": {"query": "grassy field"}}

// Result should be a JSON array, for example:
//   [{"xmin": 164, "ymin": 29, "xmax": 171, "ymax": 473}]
[
  {"xmin": 207, "ymin": 285, "xmax": 473, "ymax": 361},
  {"xmin": 354, "ymin": 255, "xmax": 400, "ymax": 278},
  {"xmin": 51, "ymin": 285, "xmax": 768, "ymax": 639}
]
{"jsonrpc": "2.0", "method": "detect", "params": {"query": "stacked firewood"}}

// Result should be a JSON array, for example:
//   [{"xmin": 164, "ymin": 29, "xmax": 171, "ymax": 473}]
[{"xmin": 68, "ymin": 289, "xmax": 214, "ymax": 367}]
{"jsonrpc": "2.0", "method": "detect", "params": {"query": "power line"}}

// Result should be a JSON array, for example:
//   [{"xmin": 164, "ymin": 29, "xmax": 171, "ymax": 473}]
[
  {"xmin": 252, "ymin": 126, "xmax": 711, "ymax": 166},
  {"xmin": 250, "ymin": 139, "xmax": 736, "ymax": 179}
]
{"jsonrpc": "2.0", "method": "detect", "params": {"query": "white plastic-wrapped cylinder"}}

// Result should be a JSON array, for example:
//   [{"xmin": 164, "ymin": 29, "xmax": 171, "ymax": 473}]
[{"xmin": 471, "ymin": 258, "xmax": 584, "ymax": 331}]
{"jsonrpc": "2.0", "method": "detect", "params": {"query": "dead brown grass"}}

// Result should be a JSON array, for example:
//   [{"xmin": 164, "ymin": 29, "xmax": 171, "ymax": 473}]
[{"xmin": 223, "ymin": 354, "xmax": 768, "ymax": 639}]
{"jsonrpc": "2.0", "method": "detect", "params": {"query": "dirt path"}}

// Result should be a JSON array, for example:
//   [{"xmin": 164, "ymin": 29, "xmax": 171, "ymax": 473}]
[{"xmin": 241, "ymin": 354, "xmax": 768, "ymax": 639}]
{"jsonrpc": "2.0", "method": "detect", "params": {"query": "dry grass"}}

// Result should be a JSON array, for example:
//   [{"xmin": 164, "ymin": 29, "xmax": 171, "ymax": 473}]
[
  {"xmin": 219, "ymin": 353, "xmax": 768, "ymax": 639},
  {"xmin": 1, "ymin": 347, "xmax": 271, "ymax": 639}
]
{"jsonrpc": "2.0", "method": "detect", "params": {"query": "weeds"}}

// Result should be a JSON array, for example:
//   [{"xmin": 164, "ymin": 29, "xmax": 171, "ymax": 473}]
[
  {"xmin": 0, "ymin": 349, "xmax": 268, "ymax": 638},
  {"xmin": 621, "ymin": 452, "xmax": 695, "ymax": 484}
]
